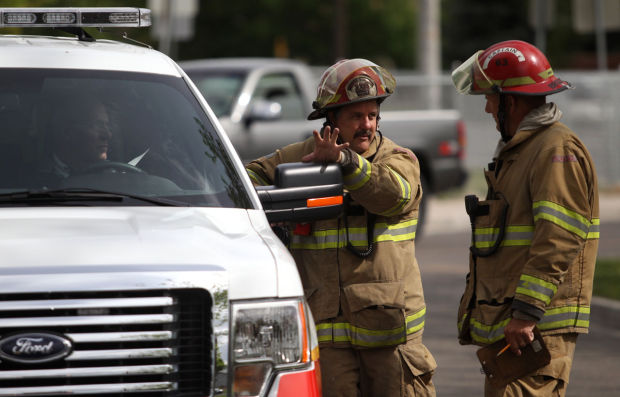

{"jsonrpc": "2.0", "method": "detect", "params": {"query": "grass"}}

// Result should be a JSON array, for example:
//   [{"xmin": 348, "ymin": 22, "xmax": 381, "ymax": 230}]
[{"xmin": 594, "ymin": 259, "xmax": 620, "ymax": 300}]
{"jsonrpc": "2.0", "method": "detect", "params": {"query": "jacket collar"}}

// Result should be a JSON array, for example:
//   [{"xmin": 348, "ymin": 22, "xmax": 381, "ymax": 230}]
[{"xmin": 495, "ymin": 103, "xmax": 562, "ymax": 157}]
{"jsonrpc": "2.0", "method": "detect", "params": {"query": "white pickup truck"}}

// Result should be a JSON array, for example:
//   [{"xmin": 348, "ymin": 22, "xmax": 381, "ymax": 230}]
[
  {"xmin": 0, "ymin": 7, "xmax": 338, "ymax": 397},
  {"xmin": 180, "ymin": 58, "xmax": 468, "ymax": 232}
]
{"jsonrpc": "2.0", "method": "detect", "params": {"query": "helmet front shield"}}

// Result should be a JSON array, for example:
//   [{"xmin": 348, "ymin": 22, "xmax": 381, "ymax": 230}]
[{"xmin": 451, "ymin": 50, "xmax": 495, "ymax": 95}]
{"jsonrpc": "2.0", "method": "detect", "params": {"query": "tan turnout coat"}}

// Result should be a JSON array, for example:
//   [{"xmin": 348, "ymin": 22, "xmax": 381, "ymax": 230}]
[
  {"xmin": 458, "ymin": 110, "xmax": 599, "ymax": 346},
  {"xmin": 247, "ymin": 134, "xmax": 432, "ymax": 350}
]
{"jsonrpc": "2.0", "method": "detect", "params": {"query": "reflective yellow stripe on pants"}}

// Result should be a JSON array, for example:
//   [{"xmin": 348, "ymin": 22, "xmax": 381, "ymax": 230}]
[{"xmin": 317, "ymin": 307, "xmax": 426, "ymax": 347}]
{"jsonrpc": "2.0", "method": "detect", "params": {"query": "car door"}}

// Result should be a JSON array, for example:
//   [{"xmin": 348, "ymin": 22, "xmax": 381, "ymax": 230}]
[{"xmin": 232, "ymin": 71, "xmax": 321, "ymax": 163}]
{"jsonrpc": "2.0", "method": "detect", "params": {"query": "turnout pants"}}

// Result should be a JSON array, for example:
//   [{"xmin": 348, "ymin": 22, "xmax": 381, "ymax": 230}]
[{"xmin": 320, "ymin": 338, "xmax": 436, "ymax": 397}]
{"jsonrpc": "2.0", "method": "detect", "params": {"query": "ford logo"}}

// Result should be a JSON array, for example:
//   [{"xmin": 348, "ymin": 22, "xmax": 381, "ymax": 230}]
[{"xmin": 0, "ymin": 332, "xmax": 72, "ymax": 364}]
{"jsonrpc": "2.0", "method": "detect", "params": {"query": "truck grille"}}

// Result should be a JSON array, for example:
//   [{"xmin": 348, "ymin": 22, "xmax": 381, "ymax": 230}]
[{"xmin": 0, "ymin": 289, "xmax": 213, "ymax": 396}]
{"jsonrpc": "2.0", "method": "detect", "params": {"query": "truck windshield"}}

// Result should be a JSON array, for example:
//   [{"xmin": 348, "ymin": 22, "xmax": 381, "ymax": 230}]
[
  {"xmin": 0, "ymin": 68, "xmax": 252, "ymax": 208},
  {"xmin": 184, "ymin": 71, "xmax": 245, "ymax": 117}
]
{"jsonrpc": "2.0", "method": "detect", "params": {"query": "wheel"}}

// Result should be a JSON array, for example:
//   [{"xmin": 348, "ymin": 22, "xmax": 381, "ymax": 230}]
[{"xmin": 82, "ymin": 161, "xmax": 145, "ymax": 174}]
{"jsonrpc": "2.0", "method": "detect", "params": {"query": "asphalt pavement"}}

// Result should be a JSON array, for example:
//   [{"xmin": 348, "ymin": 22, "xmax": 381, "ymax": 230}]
[{"xmin": 416, "ymin": 193, "xmax": 620, "ymax": 396}]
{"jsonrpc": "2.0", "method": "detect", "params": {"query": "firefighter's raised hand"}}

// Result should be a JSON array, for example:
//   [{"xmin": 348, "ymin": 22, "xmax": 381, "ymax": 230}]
[{"xmin": 302, "ymin": 126, "xmax": 349, "ymax": 163}]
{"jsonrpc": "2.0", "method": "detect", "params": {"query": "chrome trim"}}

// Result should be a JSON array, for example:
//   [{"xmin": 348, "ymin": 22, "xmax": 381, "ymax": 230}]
[
  {"xmin": 66, "ymin": 331, "xmax": 174, "ymax": 342},
  {"xmin": 0, "ymin": 382, "xmax": 177, "ymax": 396},
  {"xmin": 0, "ymin": 297, "xmax": 174, "ymax": 311},
  {"xmin": 0, "ymin": 314, "xmax": 175, "ymax": 328},
  {"xmin": 0, "ymin": 364, "xmax": 176, "ymax": 380},
  {"xmin": 66, "ymin": 348, "xmax": 175, "ymax": 361}
]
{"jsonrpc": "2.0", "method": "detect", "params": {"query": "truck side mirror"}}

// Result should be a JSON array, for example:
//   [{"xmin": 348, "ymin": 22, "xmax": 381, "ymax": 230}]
[
  {"xmin": 244, "ymin": 99, "xmax": 282, "ymax": 128},
  {"xmin": 256, "ymin": 162, "xmax": 343, "ymax": 223}
]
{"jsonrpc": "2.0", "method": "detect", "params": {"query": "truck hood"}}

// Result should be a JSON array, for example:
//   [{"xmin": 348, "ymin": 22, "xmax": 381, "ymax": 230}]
[{"xmin": 0, "ymin": 207, "xmax": 298, "ymax": 300}]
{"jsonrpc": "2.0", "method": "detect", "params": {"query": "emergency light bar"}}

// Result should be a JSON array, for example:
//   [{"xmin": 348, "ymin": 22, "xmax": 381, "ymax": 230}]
[{"xmin": 0, "ymin": 7, "xmax": 151, "ymax": 28}]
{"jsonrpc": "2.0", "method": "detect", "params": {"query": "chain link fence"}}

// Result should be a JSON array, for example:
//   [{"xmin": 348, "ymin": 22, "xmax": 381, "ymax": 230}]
[{"xmin": 386, "ymin": 71, "xmax": 620, "ymax": 189}]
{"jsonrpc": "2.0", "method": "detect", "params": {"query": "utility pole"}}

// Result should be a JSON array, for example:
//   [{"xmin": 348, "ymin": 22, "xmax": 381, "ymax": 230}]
[
  {"xmin": 417, "ymin": 0, "xmax": 441, "ymax": 109},
  {"xmin": 534, "ymin": 0, "xmax": 547, "ymax": 53},
  {"xmin": 333, "ymin": 0, "xmax": 348, "ymax": 62},
  {"xmin": 594, "ymin": 0, "xmax": 608, "ymax": 70}
]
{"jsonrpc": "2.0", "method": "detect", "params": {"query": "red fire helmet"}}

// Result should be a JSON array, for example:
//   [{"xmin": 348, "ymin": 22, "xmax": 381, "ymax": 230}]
[
  {"xmin": 308, "ymin": 58, "xmax": 396, "ymax": 120},
  {"xmin": 452, "ymin": 40, "xmax": 573, "ymax": 96}
]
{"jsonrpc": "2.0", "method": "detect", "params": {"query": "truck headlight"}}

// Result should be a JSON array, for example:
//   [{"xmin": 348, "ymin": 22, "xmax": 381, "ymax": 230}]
[{"xmin": 231, "ymin": 299, "xmax": 314, "ymax": 397}]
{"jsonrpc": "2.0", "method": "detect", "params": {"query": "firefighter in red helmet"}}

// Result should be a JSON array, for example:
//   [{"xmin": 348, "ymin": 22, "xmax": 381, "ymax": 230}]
[
  {"xmin": 247, "ymin": 59, "xmax": 437, "ymax": 397},
  {"xmin": 452, "ymin": 41, "xmax": 599, "ymax": 396}
]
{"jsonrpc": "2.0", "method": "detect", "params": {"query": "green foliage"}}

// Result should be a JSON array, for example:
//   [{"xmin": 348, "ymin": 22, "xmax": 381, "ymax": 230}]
[
  {"xmin": 593, "ymin": 259, "xmax": 620, "ymax": 301},
  {"xmin": 179, "ymin": 0, "xmax": 417, "ymax": 67},
  {"xmin": 2, "ymin": 0, "xmax": 616, "ymax": 69}
]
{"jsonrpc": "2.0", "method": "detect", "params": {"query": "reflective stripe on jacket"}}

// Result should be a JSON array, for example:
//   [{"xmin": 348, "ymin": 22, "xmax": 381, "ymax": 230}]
[
  {"xmin": 246, "ymin": 134, "xmax": 427, "ymax": 348},
  {"xmin": 458, "ymin": 116, "xmax": 599, "ymax": 346}
]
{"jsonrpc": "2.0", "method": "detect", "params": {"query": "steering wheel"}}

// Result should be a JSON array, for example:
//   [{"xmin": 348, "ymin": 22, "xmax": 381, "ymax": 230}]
[{"xmin": 82, "ymin": 161, "xmax": 145, "ymax": 174}]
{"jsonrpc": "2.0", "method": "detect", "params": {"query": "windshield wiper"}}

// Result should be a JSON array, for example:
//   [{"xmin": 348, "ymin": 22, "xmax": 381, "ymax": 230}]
[{"xmin": 0, "ymin": 188, "xmax": 189, "ymax": 207}]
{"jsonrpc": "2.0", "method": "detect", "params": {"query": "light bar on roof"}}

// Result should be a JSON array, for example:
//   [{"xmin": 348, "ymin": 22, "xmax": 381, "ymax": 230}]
[{"xmin": 0, "ymin": 7, "xmax": 151, "ymax": 28}]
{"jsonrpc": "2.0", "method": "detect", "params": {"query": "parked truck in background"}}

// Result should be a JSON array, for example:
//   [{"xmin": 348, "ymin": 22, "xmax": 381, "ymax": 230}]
[{"xmin": 180, "ymin": 58, "xmax": 468, "ymax": 233}]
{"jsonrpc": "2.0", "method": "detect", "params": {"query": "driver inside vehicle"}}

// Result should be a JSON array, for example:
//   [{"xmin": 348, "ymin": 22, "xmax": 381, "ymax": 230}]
[{"xmin": 48, "ymin": 96, "xmax": 113, "ymax": 177}]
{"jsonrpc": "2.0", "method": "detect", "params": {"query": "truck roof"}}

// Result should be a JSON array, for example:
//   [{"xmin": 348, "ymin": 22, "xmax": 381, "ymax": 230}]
[{"xmin": 0, "ymin": 34, "xmax": 181, "ymax": 76}]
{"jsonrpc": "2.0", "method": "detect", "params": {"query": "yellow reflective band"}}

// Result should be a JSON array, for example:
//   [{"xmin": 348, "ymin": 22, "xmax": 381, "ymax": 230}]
[
  {"xmin": 469, "ymin": 317, "xmax": 511, "ymax": 344},
  {"xmin": 520, "ymin": 274, "xmax": 557, "ymax": 293},
  {"xmin": 533, "ymin": 201, "xmax": 592, "ymax": 239},
  {"xmin": 502, "ymin": 76, "xmax": 536, "ymax": 87},
  {"xmin": 463, "ymin": 305, "xmax": 590, "ymax": 344},
  {"xmin": 473, "ymin": 225, "xmax": 534, "ymax": 248},
  {"xmin": 343, "ymin": 153, "xmax": 371, "ymax": 190},
  {"xmin": 246, "ymin": 168, "xmax": 269, "ymax": 186},
  {"xmin": 587, "ymin": 218, "xmax": 600, "ymax": 239},
  {"xmin": 291, "ymin": 218, "xmax": 417, "ymax": 250},
  {"xmin": 375, "ymin": 218, "xmax": 418, "ymax": 242},
  {"xmin": 516, "ymin": 275, "xmax": 557, "ymax": 305},
  {"xmin": 539, "ymin": 306, "xmax": 590, "ymax": 330},
  {"xmin": 515, "ymin": 288, "xmax": 552, "ymax": 305},
  {"xmin": 316, "ymin": 307, "xmax": 426, "ymax": 347},
  {"xmin": 379, "ymin": 166, "xmax": 411, "ymax": 216},
  {"xmin": 538, "ymin": 67, "xmax": 554, "ymax": 80}
]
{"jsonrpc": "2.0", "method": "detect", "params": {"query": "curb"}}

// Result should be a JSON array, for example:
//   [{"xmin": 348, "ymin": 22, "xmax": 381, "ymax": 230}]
[{"xmin": 591, "ymin": 296, "xmax": 620, "ymax": 330}]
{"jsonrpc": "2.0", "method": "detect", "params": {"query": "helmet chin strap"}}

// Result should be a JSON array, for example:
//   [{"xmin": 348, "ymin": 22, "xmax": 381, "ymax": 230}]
[{"xmin": 495, "ymin": 88, "xmax": 511, "ymax": 143}]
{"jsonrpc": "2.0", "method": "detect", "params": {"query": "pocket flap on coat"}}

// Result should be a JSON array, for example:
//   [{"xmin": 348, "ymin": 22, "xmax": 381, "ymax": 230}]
[
  {"xmin": 343, "ymin": 281, "xmax": 405, "ymax": 313},
  {"xmin": 398, "ymin": 342, "xmax": 437, "ymax": 376}
]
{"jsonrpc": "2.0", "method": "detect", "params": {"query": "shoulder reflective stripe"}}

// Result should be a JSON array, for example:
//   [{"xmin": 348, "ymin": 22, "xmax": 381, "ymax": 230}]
[
  {"xmin": 379, "ymin": 166, "xmax": 411, "ymax": 217},
  {"xmin": 533, "ymin": 201, "xmax": 592, "ymax": 239},
  {"xmin": 587, "ymin": 218, "xmax": 600, "ymax": 239},
  {"xmin": 315, "ymin": 307, "xmax": 426, "ymax": 347},
  {"xmin": 246, "ymin": 168, "xmax": 269, "ymax": 186},
  {"xmin": 515, "ymin": 274, "xmax": 557, "ymax": 305},
  {"xmin": 343, "ymin": 153, "xmax": 371, "ymax": 190},
  {"xmin": 461, "ymin": 305, "xmax": 590, "ymax": 344},
  {"xmin": 290, "ymin": 219, "xmax": 417, "ymax": 249},
  {"xmin": 473, "ymin": 225, "xmax": 534, "ymax": 248}
]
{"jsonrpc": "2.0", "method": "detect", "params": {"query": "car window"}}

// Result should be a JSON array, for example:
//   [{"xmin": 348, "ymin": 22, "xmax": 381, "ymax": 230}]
[
  {"xmin": 186, "ymin": 71, "xmax": 245, "ymax": 118},
  {"xmin": 252, "ymin": 73, "xmax": 305, "ymax": 120},
  {"xmin": 0, "ymin": 68, "xmax": 252, "ymax": 208}
]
